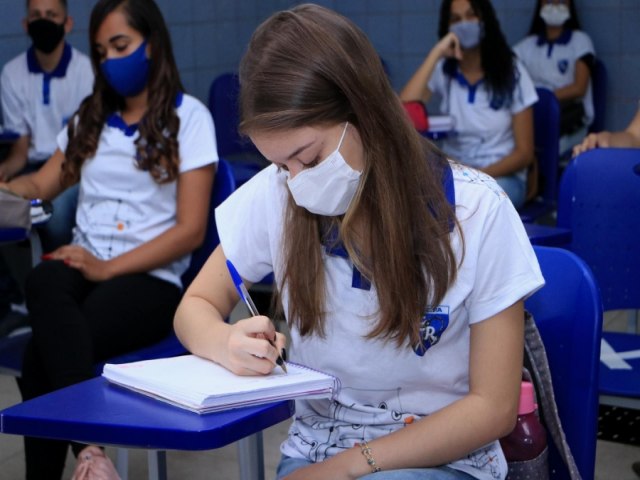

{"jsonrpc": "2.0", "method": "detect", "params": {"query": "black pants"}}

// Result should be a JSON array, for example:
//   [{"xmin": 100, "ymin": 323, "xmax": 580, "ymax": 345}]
[{"xmin": 17, "ymin": 260, "xmax": 181, "ymax": 480}]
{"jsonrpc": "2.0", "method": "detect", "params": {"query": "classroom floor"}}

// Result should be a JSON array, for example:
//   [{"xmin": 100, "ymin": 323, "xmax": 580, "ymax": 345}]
[{"xmin": 0, "ymin": 311, "xmax": 638, "ymax": 479}]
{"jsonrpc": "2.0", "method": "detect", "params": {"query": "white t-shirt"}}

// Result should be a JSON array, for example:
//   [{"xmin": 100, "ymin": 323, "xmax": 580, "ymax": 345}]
[
  {"xmin": 1, "ymin": 43, "xmax": 93, "ymax": 164},
  {"xmin": 216, "ymin": 161, "xmax": 544, "ymax": 480},
  {"xmin": 428, "ymin": 58, "xmax": 538, "ymax": 183},
  {"xmin": 514, "ymin": 30, "xmax": 595, "ymax": 126},
  {"xmin": 57, "ymin": 93, "xmax": 218, "ymax": 288}
]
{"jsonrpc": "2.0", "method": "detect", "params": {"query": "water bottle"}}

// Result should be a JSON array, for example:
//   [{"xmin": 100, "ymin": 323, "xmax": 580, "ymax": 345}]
[{"xmin": 500, "ymin": 381, "xmax": 549, "ymax": 479}]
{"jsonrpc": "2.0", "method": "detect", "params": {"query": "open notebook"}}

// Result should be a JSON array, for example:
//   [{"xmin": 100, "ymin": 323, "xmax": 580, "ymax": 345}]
[{"xmin": 102, "ymin": 354, "xmax": 338, "ymax": 414}]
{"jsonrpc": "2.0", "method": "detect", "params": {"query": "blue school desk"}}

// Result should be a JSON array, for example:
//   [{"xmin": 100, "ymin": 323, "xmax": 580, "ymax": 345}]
[{"xmin": 0, "ymin": 377, "xmax": 295, "ymax": 480}]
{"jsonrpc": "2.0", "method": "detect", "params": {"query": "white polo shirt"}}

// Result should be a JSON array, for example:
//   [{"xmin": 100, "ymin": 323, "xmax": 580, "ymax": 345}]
[
  {"xmin": 57, "ymin": 93, "xmax": 218, "ymax": 288},
  {"xmin": 428, "ymin": 58, "xmax": 538, "ymax": 183},
  {"xmin": 216, "ymin": 161, "xmax": 544, "ymax": 480},
  {"xmin": 1, "ymin": 43, "xmax": 93, "ymax": 164}
]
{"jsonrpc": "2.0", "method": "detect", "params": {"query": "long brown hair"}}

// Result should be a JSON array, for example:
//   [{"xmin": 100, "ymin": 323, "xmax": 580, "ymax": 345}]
[
  {"xmin": 62, "ymin": 0, "xmax": 184, "ymax": 187},
  {"xmin": 239, "ymin": 4, "xmax": 459, "ymax": 347}
]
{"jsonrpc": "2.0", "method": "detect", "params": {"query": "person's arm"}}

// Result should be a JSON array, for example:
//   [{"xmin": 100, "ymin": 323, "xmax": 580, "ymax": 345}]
[
  {"xmin": 2, "ymin": 148, "xmax": 68, "ymax": 199},
  {"xmin": 47, "ymin": 164, "xmax": 215, "ymax": 282},
  {"xmin": 174, "ymin": 244, "xmax": 287, "ymax": 376},
  {"xmin": 554, "ymin": 58, "xmax": 590, "ymax": 103},
  {"xmin": 482, "ymin": 106, "xmax": 535, "ymax": 177},
  {"xmin": 283, "ymin": 301, "xmax": 525, "ymax": 480},
  {"xmin": 0, "ymin": 135, "xmax": 30, "ymax": 182},
  {"xmin": 573, "ymin": 108, "xmax": 640, "ymax": 156},
  {"xmin": 399, "ymin": 32, "xmax": 462, "ymax": 104}
]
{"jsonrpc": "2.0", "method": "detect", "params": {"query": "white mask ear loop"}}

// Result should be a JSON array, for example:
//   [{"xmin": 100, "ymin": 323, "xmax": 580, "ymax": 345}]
[{"xmin": 336, "ymin": 122, "xmax": 349, "ymax": 152}]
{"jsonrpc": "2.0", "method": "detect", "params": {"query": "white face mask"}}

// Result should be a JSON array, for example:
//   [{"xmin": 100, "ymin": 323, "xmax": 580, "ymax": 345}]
[
  {"xmin": 449, "ymin": 20, "xmax": 483, "ymax": 50},
  {"xmin": 539, "ymin": 3, "xmax": 570, "ymax": 27},
  {"xmin": 286, "ymin": 122, "xmax": 361, "ymax": 216}
]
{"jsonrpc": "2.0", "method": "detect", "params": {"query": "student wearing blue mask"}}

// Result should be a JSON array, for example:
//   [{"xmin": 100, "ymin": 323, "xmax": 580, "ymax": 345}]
[
  {"xmin": 401, "ymin": 0, "xmax": 537, "ymax": 209},
  {"xmin": 175, "ymin": 4, "xmax": 544, "ymax": 480},
  {"xmin": 0, "ymin": 0, "xmax": 217, "ymax": 477},
  {"xmin": 514, "ymin": 0, "xmax": 595, "ymax": 154}
]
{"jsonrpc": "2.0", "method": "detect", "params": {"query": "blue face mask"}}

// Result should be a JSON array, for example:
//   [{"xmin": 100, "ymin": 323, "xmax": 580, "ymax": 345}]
[
  {"xmin": 100, "ymin": 40, "xmax": 150, "ymax": 97},
  {"xmin": 449, "ymin": 20, "xmax": 484, "ymax": 50}
]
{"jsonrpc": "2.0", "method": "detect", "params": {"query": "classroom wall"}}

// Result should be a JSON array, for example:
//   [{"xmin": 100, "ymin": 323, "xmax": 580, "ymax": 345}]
[{"xmin": 0, "ymin": 0, "xmax": 638, "ymax": 131}]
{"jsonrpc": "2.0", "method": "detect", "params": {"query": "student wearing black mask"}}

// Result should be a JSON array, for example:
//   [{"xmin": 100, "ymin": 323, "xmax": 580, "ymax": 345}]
[
  {"xmin": 0, "ymin": 0, "xmax": 93, "ymax": 245},
  {"xmin": 0, "ymin": 0, "xmax": 93, "ymax": 335}
]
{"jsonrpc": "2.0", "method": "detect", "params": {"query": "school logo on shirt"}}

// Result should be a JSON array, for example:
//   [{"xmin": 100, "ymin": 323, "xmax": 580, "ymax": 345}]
[
  {"xmin": 557, "ymin": 59, "xmax": 569, "ymax": 74},
  {"xmin": 413, "ymin": 306, "xmax": 450, "ymax": 356}
]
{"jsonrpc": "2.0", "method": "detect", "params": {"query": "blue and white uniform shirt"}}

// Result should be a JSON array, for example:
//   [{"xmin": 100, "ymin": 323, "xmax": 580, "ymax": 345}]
[
  {"xmin": 57, "ymin": 93, "xmax": 218, "ymax": 289},
  {"xmin": 514, "ymin": 30, "xmax": 595, "ymax": 126},
  {"xmin": 427, "ymin": 58, "xmax": 538, "ymax": 183},
  {"xmin": 0, "ymin": 43, "xmax": 93, "ymax": 164},
  {"xmin": 216, "ymin": 161, "xmax": 544, "ymax": 480}
]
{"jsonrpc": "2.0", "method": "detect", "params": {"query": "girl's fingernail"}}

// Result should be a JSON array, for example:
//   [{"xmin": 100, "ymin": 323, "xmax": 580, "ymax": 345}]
[
  {"xmin": 41, "ymin": 254, "xmax": 52, "ymax": 260},
  {"xmin": 63, "ymin": 259, "xmax": 70, "ymax": 265}
]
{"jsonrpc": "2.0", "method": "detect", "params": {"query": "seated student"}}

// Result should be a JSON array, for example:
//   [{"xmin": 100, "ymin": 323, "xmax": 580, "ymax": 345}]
[
  {"xmin": 0, "ymin": 0, "xmax": 93, "ymax": 249},
  {"xmin": 174, "ymin": 4, "xmax": 544, "ymax": 480},
  {"xmin": 400, "ymin": 0, "xmax": 537, "ymax": 209},
  {"xmin": 513, "ymin": 0, "xmax": 595, "ymax": 155},
  {"xmin": 573, "ymin": 102, "xmax": 640, "ymax": 155},
  {"xmin": 0, "ymin": 0, "xmax": 217, "ymax": 477},
  {"xmin": 0, "ymin": 0, "xmax": 93, "ymax": 333}
]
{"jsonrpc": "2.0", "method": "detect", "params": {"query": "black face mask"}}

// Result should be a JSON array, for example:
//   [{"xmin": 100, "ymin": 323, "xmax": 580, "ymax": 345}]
[{"xmin": 27, "ymin": 18, "xmax": 66, "ymax": 54}]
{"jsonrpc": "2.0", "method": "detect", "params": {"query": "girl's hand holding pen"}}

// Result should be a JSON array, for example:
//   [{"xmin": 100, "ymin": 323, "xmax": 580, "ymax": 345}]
[
  {"xmin": 226, "ymin": 259, "xmax": 288, "ymax": 374},
  {"xmin": 223, "ymin": 316, "xmax": 287, "ymax": 376}
]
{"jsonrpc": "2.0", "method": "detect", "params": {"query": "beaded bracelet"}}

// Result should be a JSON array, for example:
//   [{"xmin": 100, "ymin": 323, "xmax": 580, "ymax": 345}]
[{"xmin": 359, "ymin": 441, "xmax": 381, "ymax": 473}]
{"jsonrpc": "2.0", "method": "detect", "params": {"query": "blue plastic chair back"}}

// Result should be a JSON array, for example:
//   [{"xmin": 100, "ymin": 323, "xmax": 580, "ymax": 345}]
[
  {"xmin": 181, "ymin": 158, "xmax": 236, "ymax": 288},
  {"xmin": 588, "ymin": 59, "xmax": 607, "ymax": 133},
  {"xmin": 525, "ymin": 246, "xmax": 602, "ymax": 480},
  {"xmin": 208, "ymin": 73, "xmax": 257, "ymax": 158},
  {"xmin": 519, "ymin": 88, "xmax": 560, "ymax": 223},
  {"xmin": 557, "ymin": 148, "xmax": 640, "ymax": 311}
]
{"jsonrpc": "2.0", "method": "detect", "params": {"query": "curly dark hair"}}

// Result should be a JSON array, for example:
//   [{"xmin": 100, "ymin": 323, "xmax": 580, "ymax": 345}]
[
  {"xmin": 438, "ymin": 0, "xmax": 516, "ymax": 105},
  {"xmin": 62, "ymin": 0, "xmax": 184, "ymax": 187},
  {"xmin": 527, "ymin": 0, "xmax": 582, "ymax": 35}
]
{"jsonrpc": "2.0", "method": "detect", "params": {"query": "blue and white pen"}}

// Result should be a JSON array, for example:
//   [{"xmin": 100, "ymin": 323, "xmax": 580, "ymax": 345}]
[{"xmin": 226, "ymin": 259, "xmax": 287, "ymax": 374}]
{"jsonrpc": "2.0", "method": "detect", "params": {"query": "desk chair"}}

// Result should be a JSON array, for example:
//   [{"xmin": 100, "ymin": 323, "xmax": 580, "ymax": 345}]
[
  {"xmin": 525, "ymin": 246, "xmax": 603, "ymax": 480},
  {"xmin": 519, "ymin": 88, "xmax": 560, "ymax": 224},
  {"xmin": 208, "ymin": 73, "xmax": 267, "ymax": 187},
  {"xmin": 557, "ymin": 149, "xmax": 640, "ymax": 441}
]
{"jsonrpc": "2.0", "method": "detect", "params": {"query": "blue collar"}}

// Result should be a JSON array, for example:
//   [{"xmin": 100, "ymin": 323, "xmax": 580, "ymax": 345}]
[
  {"xmin": 536, "ymin": 29, "xmax": 573, "ymax": 57},
  {"xmin": 27, "ymin": 42, "xmax": 72, "ymax": 78},
  {"xmin": 452, "ymin": 70, "xmax": 483, "ymax": 104},
  {"xmin": 106, "ymin": 92, "xmax": 184, "ymax": 137},
  {"xmin": 322, "ymin": 161, "xmax": 456, "ymax": 291}
]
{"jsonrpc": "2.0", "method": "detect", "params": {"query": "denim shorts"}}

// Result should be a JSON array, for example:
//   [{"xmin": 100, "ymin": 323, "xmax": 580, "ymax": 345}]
[{"xmin": 275, "ymin": 454, "xmax": 477, "ymax": 480}]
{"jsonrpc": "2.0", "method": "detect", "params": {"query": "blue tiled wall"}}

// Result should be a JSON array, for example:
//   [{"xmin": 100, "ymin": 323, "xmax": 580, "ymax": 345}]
[{"xmin": 1, "ymin": 0, "xmax": 638, "ymax": 130}]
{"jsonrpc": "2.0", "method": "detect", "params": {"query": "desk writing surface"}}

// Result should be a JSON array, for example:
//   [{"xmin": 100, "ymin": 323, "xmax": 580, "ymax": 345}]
[{"xmin": 0, "ymin": 377, "xmax": 294, "ymax": 450}]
